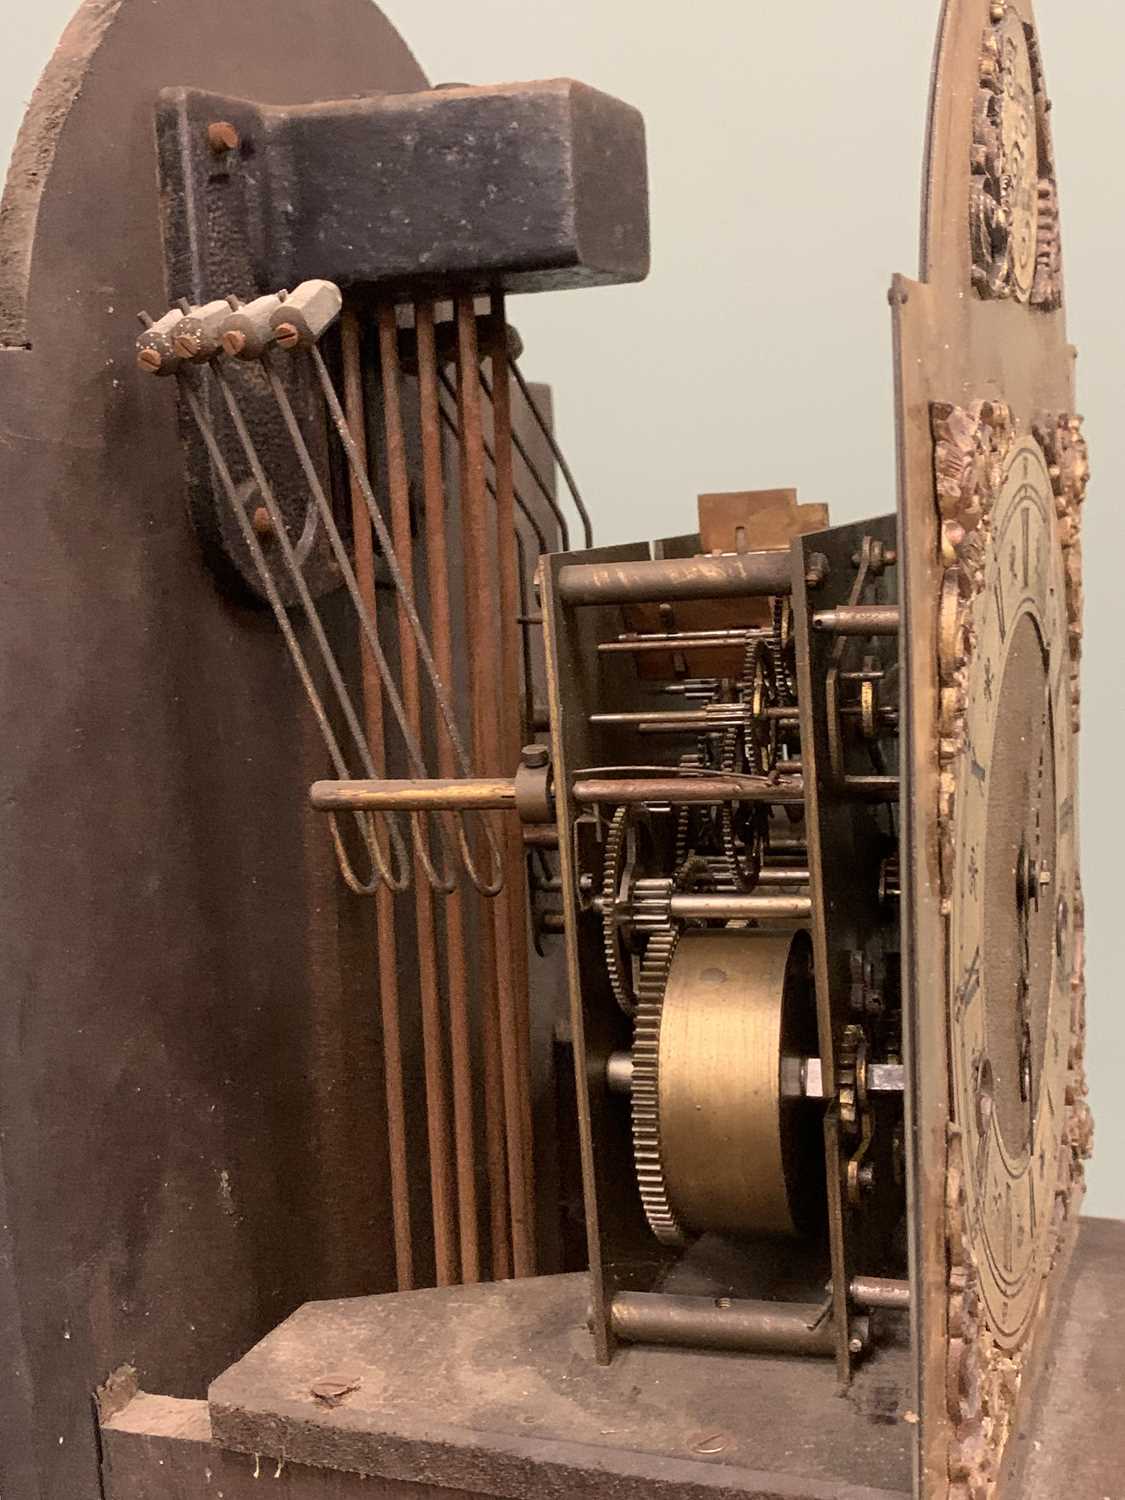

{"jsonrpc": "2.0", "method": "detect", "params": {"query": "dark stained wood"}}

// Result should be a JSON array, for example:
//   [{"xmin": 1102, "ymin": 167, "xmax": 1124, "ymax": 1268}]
[
  {"xmin": 157, "ymin": 81, "xmax": 650, "ymax": 301},
  {"xmin": 207, "ymin": 1269, "xmax": 915, "ymax": 1498},
  {"xmin": 102, "ymin": 1394, "xmax": 478, "ymax": 1500},
  {"xmin": 0, "ymin": 3, "xmax": 430, "ymax": 1496},
  {"xmin": 97, "ymin": 1219, "xmax": 1125, "ymax": 1500}
]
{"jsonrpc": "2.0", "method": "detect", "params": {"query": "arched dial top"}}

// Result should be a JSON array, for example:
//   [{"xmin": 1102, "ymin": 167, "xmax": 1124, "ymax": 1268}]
[
  {"xmin": 923, "ymin": 0, "xmax": 1063, "ymax": 313},
  {"xmin": 948, "ymin": 435, "xmax": 1075, "ymax": 1349}
]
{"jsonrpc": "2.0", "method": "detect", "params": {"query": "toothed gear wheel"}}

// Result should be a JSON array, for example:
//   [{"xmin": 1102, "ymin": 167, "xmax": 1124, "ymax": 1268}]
[
  {"xmin": 630, "ymin": 926, "xmax": 686, "ymax": 1246},
  {"xmin": 632, "ymin": 878, "xmax": 674, "ymax": 932},
  {"xmin": 673, "ymin": 746, "xmax": 707, "ymax": 878},
  {"xmin": 772, "ymin": 596, "xmax": 799, "ymax": 704},
  {"xmin": 601, "ymin": 806, "xmax": 656, "ymax": 1016},
  {"xmin": 719, "ymin": 640, "xmax": 774, "ymax": 891}
]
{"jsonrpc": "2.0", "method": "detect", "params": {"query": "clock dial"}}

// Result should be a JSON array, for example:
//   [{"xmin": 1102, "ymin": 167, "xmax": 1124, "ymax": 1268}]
[{"xmin": 948, "ymin": 435, "xmax": 1075, "ymax": 1349}]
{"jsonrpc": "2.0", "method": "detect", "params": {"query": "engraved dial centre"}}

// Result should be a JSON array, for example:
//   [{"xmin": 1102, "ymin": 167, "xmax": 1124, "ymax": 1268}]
[{"xmin": 982, "ymin": 609, "xmax": 1057, "ymax": 1156}]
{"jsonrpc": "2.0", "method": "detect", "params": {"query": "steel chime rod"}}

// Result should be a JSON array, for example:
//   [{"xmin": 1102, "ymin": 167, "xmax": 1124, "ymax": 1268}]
[
  {"xmin": 339, "ymin": 308, "xmax": 415, "ymax": 1290},
  {"xmin": 456, "ymin": 296, "xmax": 537, "ymax": 1278},
  {"xmin": 413, "ymin": 299, "xmax": 487, "ymax": 1284},
  {"xmin": 487, "ymin": 293, "xmax": 537, "ymax": 1230},
  {"xmin": 417, "ymin": 307, "xmax": 513, "ymax": 1280},
  {"xmin": 374, "ymin": 302, "xmax": 459, "ymax": 1286}
]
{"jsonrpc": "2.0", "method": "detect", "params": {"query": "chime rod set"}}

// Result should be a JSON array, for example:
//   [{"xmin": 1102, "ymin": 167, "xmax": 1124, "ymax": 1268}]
[
  {"xmin": 141, "ymin": 278, "xmax": 550, "ymax": 1288},
  {"xmin": 145, "ymin": 282, "xmax": 508, "ymax": 896}
]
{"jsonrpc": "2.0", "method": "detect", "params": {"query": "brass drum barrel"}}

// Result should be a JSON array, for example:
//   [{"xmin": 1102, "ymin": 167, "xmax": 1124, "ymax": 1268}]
[{"xmin": 655, "ymin": 928, "xmax": 820, "ymax": 1238}]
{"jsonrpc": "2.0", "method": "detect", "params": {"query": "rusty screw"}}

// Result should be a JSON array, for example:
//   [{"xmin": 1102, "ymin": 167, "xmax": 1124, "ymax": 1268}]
[
  {"xmin": 273, "ymin": 321, "xmax": 301, "ymax": 350},
  {"xmin": 207, "ymin": 120, "xmax": 240, "ymax": 155},
  {"xmin": 251, "ymin": 506, "xmax": 274, "ymax": 538},
  {"xmin": 136, "ymin": 347, "xmax": 163, "ymax": 374}
]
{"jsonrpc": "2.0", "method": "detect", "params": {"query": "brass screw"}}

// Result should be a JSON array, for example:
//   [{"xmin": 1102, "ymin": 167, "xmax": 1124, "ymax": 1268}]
[
  {"xmin": 136, "ymin": 347, "xmax": 162, "ymax": 373},
  {"xmin": 274, "ymin": 321, "xmax": 301, "ymax": 350},
  {"xmin": 251, "ymin": 506, "xmax": 274, "ymax": 538},
  {"xmin": 990, "ymin": 1, "xmax": 1005, "ymax": 20},
  {"xmin": 207, "ymin": 120, "xmax": 240, "ymax": 155},
  {"xmin": 173, "ymin": 333, "xmax": 201, "ymax": 360},
  {"xmin": 222, "ymin": 329, "xmax": 248, "ymax": 356}
]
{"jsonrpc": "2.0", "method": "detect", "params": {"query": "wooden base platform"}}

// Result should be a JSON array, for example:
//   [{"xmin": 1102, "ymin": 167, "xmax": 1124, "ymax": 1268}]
[{"xmin": 100, "ymin": 1219, "xmax": 1125, "ymax": 1500}]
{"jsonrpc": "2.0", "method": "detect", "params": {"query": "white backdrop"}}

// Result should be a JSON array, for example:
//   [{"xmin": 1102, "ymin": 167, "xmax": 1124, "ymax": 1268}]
[{"xmin": 3, "ymin": 0, "xmax": 1122, "ymax": 1217}]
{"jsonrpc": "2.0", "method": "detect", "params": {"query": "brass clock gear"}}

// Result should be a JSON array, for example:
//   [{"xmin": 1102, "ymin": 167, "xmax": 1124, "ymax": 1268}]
[
  {"xmin": 601, "ymin": 805, "xmax": 657, "ymax": 1015},
  {"xmin": 719, "ymin": 639, "xmax": 776, "ymax": 891},
  {"xmin": 630, "ymin": 925, "xmax": 685, "ymax": 1246}
]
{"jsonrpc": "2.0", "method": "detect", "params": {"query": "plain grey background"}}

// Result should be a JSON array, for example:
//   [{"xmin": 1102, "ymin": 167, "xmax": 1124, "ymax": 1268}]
[{"xmin": 3, "ymin": 1, "xmax": 1121, "ymax": 1217}]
